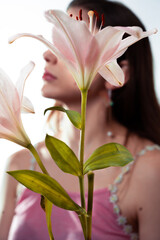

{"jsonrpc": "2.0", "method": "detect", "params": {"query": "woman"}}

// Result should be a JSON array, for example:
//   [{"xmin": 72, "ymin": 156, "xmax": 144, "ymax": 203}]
[{"xmin": 1, "ymin": 0, "xmax": 160, "ymax": 239}]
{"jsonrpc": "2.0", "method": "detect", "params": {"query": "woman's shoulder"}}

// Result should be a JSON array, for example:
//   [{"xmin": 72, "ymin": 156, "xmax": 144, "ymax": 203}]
[
  {"xmin": 7, "ymin": 143, "xmax": 39, "ymax": 171},
  {"xmin": 128, "ymin": 138, "xmax": 160, "ymax": 221},
  {"xmin": 135, "ymin": 136, "xmax": 160, "ymax": 161},
  {"xmin": 131, "ymin": 137, "xmax": 160, "ymax": 188},
  {"xmin": 7, "ymin": 148, "xmax": 31, "ymax": 171},
  {"xmin": 7, "ymin": 142, "xmax": 45, "ymax": 171}
]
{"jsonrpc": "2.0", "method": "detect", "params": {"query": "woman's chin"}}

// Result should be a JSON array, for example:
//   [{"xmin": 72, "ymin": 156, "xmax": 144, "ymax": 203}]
[{"xmin": 41, "ymin": 87, "xmax": 54, "ymax": 99}]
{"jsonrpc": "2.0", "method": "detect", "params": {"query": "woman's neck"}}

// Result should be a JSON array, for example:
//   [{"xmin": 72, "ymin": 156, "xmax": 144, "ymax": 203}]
[{"xmin": 59, "ymin": 93, "xmax": 128, "ymax": 160}]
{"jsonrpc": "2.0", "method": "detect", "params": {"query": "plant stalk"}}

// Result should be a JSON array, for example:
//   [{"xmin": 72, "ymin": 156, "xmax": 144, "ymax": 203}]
[
  {"xmin": 45, "ymin": 198, "xmax": 55, "ymax": 240},
  {"xmin": 78, "ymin": 89, "xmax": 88, "ymax": 239},
  {"xmin": 27, "ymin": 143, "xmax": 49, "ymax": 175},
  {"xmin": 86, "ymin": 172, "xmax": 94, "ymax": 240},
  {"xmin": 79, "ymin": 89, "xmax": 88, "ymax": 209}
]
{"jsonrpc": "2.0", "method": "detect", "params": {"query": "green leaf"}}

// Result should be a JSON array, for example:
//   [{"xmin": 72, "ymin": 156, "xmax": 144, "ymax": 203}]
[
  {"xmin": 45, "ymin": 134, "xmax": 82, "ymax": 176},
  {"xmin": 41, "ymin": 196, "xmax": 54, "ymax": 240},
  {"xmin": 83, "ymin": 143, "xmax": 133, "ymax": 174},
  {"xmin": 44, "ymin": 106, "xmax": 81, "ymax": 129},
  {"xmin": 8, "ymin": 170, "xmax": 85, "ymax": 214}
]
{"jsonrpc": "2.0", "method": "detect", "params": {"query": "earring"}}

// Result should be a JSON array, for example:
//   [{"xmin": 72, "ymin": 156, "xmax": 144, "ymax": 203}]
[{"xmin": 106, "ymin": 89, "xmax": 115, "ymax": 138}]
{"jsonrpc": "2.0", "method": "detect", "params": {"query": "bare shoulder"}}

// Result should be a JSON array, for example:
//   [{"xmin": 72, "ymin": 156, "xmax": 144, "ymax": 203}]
[
  {"xmin": 128, "ymin": 138, "xmax": 160, "ymax": 239},
  {"xmin": 133, "ymin": 140, "xmax": 160, "ymax": 181},
  {"xmin": 7, "ymin": 141, "xmax": 47, "ymax": 172},
  {"xmin": 130, "ymin": 139, "xmax": 160, "ymax": 208},
  {"xmin": 128, "ymin": 134, "xmax": 160, "ymax": 176},
  {"xmin": 7, "ymin": 147, "xmax": 33, "ymax": 171}
]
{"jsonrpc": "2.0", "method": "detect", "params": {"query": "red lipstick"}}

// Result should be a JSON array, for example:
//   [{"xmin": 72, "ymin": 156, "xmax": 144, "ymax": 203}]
[{"xmin": 42, "ymin": 71, "xmax": 57, "ymax": 82}]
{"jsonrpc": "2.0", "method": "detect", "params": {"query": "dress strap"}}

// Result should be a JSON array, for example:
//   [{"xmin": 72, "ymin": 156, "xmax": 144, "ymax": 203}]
[
  {"xmin": 134, "ymin": 144, "xmax": 160, "ymax": 160},
  {"xmin": 113, "ymin": 144, "xmax": 160, "ymax": 186},
  {"xmin": 30, "ymin": 156, "xmax": 36, "ymax": 170}
]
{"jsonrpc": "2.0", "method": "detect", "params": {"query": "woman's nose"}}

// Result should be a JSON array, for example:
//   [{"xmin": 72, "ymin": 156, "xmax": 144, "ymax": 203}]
[{"xmin": 43, "ymin": 50, "xmax": 57, "ymax": 64}]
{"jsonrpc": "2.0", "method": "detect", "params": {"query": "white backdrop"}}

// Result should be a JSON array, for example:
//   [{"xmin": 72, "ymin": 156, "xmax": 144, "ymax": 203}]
[{"xmin": 0, "ymin": 0, "xmax": 160, "ymax": 197}]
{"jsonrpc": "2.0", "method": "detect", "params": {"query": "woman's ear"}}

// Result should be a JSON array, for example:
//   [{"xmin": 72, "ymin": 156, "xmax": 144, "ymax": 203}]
[{"xmin": 105, "ymin": 60, "xmax": 130, "ymax": 90}]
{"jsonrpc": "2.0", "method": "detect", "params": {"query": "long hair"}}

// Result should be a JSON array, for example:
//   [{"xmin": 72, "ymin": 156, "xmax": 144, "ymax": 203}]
[{"xmin": 68, "ymin": 0, "xmax": 160, "ymax": 145}]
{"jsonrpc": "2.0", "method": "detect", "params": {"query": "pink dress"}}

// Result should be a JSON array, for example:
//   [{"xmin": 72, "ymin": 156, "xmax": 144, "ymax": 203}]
[
  {"xmin": 8, "ymin": 188, "xmax": 137, "ymax": 240},
  {"xmin": 8, "ymin": 144, "xmax": 159, "ymax": 240}
]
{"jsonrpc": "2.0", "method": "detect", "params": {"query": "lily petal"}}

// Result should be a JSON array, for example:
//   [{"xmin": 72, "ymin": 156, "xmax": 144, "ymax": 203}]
[
  {"xmin": 111, "ymin": 27, "xmax": 158, "ymax": 61},
  {"xmin": 0, "ymin": 129, "xmax": 29, "ymax": 146},
  {"xmin": 9, "ymin": 9, "xmax": 157, "ymax": 91},
  {"xmin": 81, "ymin": 27, "xmax": 125, "ymax": 89},
  {"xmin": 21, "ymin": 96, "xmax": 35, "ymax": 113},
  {"xmin": 95, "ymin": 27, "xmax": 124, "ymax": 64},
  {"xmin": 16, "ymin": 61, "xmax": 35, "ymax": 114},
  {"xmin": 9, "ymin": 33, "xmax": 64, "ymax": 61},
  {"xmin": 0, "ymin": 64, "xmax": 34, "ymax": 147},
  {"xmin": 16, "ymin": 61, "xmax": 35, "ymax": 104},
  {"xmin": 9, "ymin": 32, "xmax": 78, "ymax": 75},
  {"xmin": 0, "ymin": 68, "xmax": 20, "ymax": 113},
  {"xmin": 45, "ymin": 10, "xmax": 95, "ymax": 67},
  {"xmin": 98, "ymin": 60, "xmax": 124, "ymax": 86},
  {"xmin": 115, "ymin": 26, "xmax": 157, "ymax": 38}
]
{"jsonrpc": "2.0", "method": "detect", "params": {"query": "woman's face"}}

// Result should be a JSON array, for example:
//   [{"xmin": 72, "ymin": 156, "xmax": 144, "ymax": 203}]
[{"xmin": 42, "ymin": 49, "xmax": 81, "ymax": 103}]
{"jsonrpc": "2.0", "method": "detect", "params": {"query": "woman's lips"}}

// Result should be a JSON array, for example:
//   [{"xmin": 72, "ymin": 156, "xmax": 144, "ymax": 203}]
[{"xmin": 42, "ymin": 71, "xmax": 57, "ymax": 82}]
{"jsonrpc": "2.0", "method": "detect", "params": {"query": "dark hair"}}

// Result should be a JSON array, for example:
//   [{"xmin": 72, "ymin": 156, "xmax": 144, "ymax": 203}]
[{"xmin": 68, "ymin": 0, "xmax": 160, "ymax": 145}]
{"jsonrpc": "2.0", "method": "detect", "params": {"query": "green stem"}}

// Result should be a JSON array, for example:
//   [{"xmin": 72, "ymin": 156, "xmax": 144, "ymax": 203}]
[
  {"xmin": 78, "ymin": 89, "xmax": 88, "ymax": 239},
  {"xmin": 86, "ymin": 172, "xmax": 94, "ymax": 240},
  {"xmin": 79, "ymin": 89, "xmax": 88, "ymax": 209},
  {"xmin": 79, "ymin": 176, "xmax": 86, "ymax": 210},
  {"xmin": 27, "ymin": 143, "xmax": 49, "ymax": 175},
  {"xmin": 78, "ymin": 214, "xmax": 87, "ymax": 240},
  {"xmin": 45, "ymin": 198, "xmax": 55, "ymax": 240}
]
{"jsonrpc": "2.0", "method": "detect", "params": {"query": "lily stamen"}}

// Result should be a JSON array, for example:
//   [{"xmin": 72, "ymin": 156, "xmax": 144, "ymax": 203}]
[
  {"xmin": 101, "ymin": 14, "xmax": 105, "ymax": 27},
  {"xmin": 88, "ymin": 10, "xmax": 105, "ymax": 34},
  {"xmin": 88, "ymin": 10, "xmax": 94, "ymax": 33},
  {"xmin": 93, "ymin": 10, "xmax": 99, "ymax": 21},
  {"xmin": 99, "ymin": 14, "xmax": 105, "ymax": 31},
  {"xmin": 79, "ymin": 9, "xmax": 82, "ymax": 21},
  {"xmin": 76, "ymin": 16, "xmax": 79, "ymax": 20},
  {"xmin": 93, "ymin": 10, "xmax": 99, "ymax": 34},
  {"xmin": 69, "ymin": 14, "xmax": 73, "ymax": 17}
]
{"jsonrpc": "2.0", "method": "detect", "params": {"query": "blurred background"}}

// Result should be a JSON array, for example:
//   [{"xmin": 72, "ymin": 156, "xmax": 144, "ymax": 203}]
[{"xmin": 0, "ymin": 0, "xmax": 160, "ymax": 203}]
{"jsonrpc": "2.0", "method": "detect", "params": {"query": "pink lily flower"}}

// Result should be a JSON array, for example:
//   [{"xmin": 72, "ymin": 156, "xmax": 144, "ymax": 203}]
[
  {"xmin": 0, "ymin": 62, "xmax": 35, "ymax": 147},
  {"xmin": 9, "ymin": 10, "xmax": 157, "ymax": 90}
]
